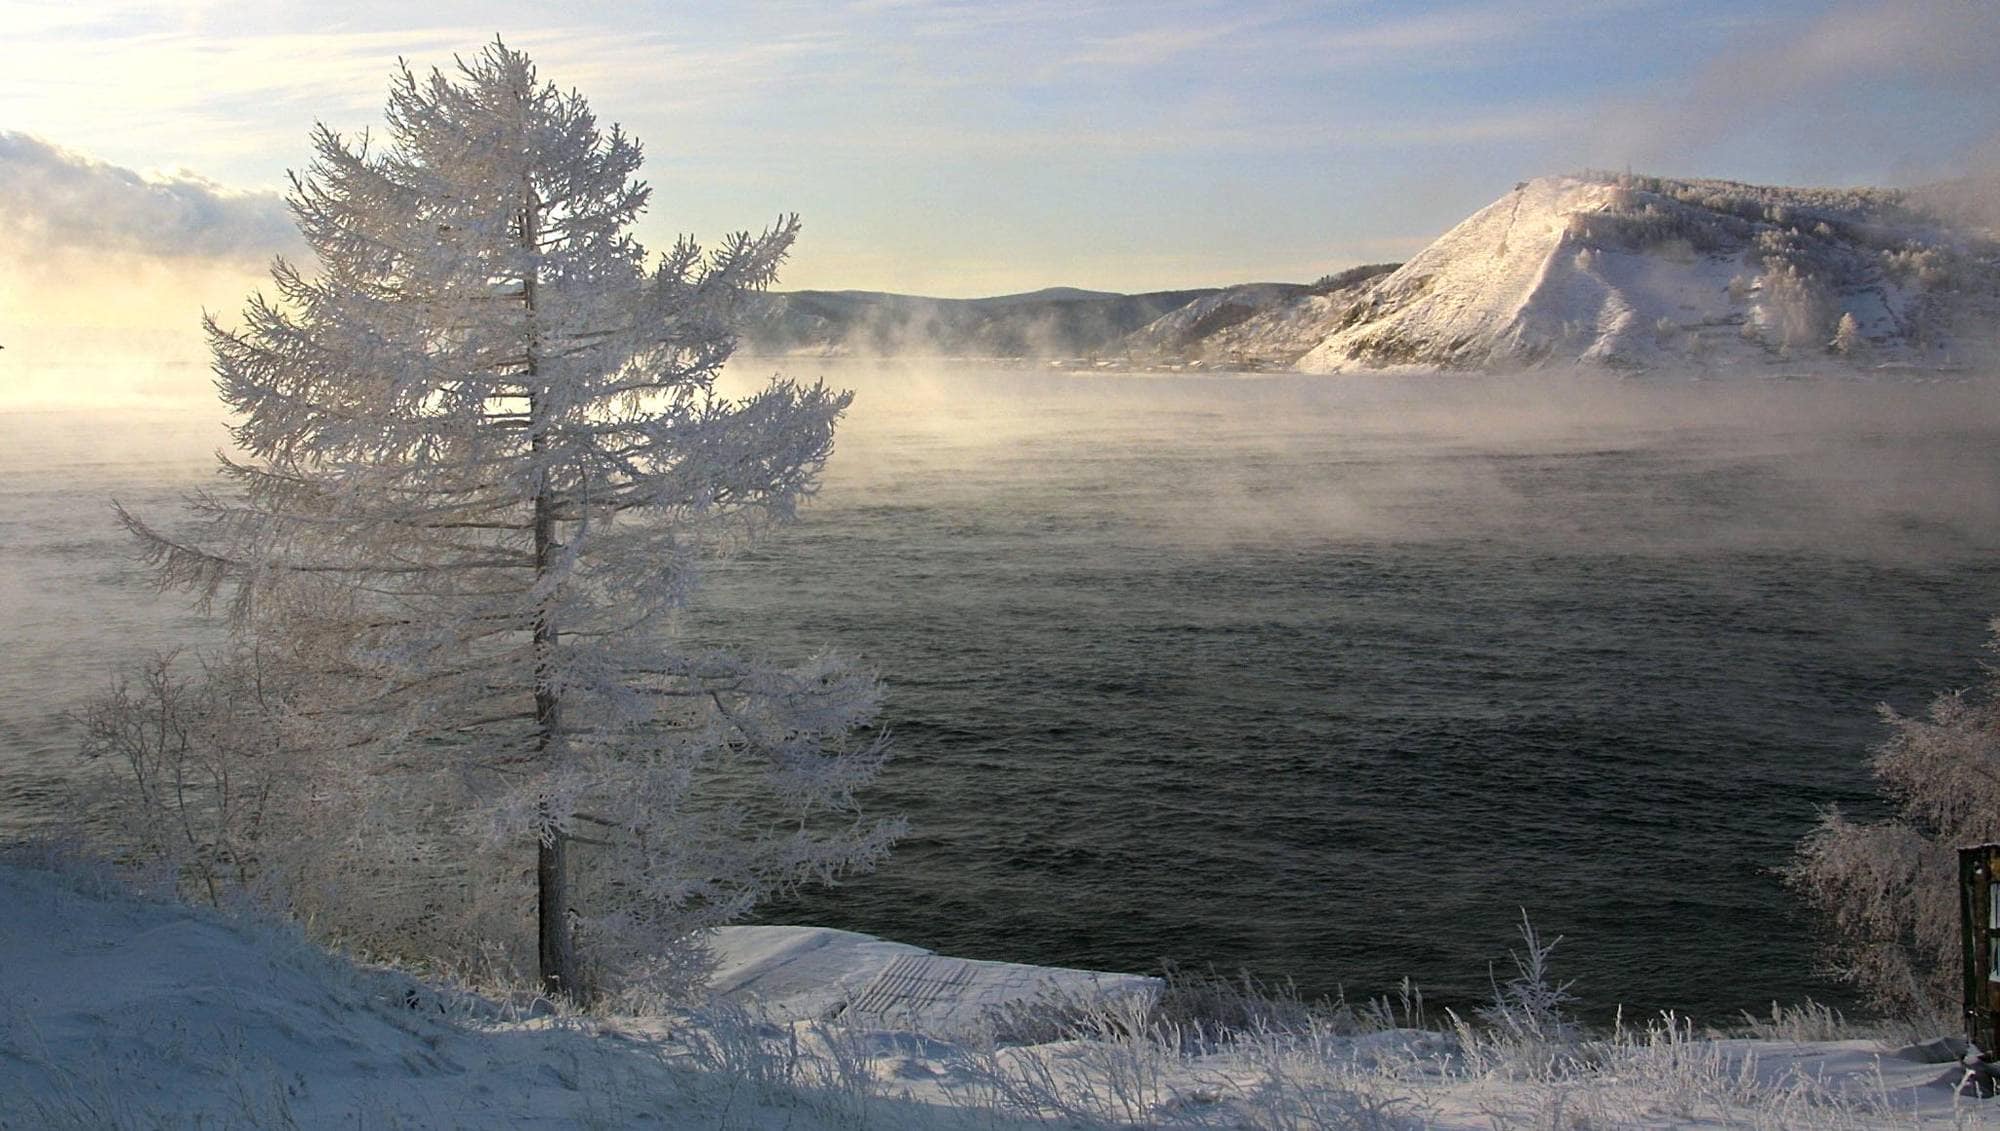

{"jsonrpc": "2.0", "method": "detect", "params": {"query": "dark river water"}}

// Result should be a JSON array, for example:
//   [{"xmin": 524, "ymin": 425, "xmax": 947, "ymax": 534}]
[{"xmin": 8, "ymin": 364, "xmax": 2000, "ymax": 1022}]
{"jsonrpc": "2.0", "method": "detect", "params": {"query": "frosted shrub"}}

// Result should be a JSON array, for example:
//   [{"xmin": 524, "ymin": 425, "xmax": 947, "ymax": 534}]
[
  {"xmin": 1786, "ymin": 621, "xmax": 2000, "ymax": 1026},
  {"xmin": 1756, "ymin": 263, "xmax": 1831, "ymax": 353},
  {"xmin": 1445, "ymin": 912, "xmax": 1585, "ymax": 1087},
  {"xmin": 1587, "ymin": 202, "xmax": 1738, "ymax": 253},
  {"xmin": 1475, "ymin": 912, "xmax": 1578, "ymax": 1047},
  {"xmin": 75, "ymin": 650, "xmax": 543, "ymax": 978},
  {"xmin": 76, "ymin": 649, "xmax": 306, "ymax": 907}
]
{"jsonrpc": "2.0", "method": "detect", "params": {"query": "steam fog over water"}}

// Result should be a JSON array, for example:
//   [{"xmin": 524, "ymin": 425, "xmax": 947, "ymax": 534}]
[{"xmin": 8, "ymin": 364, "xmax": 2000, "ymax": 1021}]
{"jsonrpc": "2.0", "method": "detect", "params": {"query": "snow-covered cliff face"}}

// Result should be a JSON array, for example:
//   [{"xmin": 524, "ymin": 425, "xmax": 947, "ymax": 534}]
[
  {"xmin": 1122, "ymin": 283, "xmax": 1308, "ymax": 357},
  {"xmin": 1295, "ymin": 173, "xmax": 1999, "ymax": 374}
]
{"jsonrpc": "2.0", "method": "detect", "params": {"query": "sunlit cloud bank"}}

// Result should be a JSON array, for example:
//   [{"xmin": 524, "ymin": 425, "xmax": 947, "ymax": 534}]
[{"xmin": 0, "ymin": 132, "xmax": 297, "ymax": 263}]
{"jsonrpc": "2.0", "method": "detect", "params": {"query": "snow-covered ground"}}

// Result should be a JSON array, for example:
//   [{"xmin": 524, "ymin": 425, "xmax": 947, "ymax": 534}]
[{"xmin": 3, "ymin": 855, "xmax": 1995, "ymax": 1129}]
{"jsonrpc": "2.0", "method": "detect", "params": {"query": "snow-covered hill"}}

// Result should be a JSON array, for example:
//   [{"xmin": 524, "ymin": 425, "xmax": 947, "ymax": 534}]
[{"xmin": 1296, "ymin": 173, "xmax": 2000, "ymax": 374}]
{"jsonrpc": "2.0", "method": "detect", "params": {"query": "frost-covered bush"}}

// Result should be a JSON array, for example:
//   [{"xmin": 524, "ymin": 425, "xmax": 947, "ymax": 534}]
[
  {"xmin": 73, "ymin": 649, "xmax": 544, "ymax": 980},
  {"xmin": 1756, "ymin": 262, "xmax": 1833, "ymax": 353},
  {"xmin": 76, "ymin": 648, "xmax": 308, "ymax": 907},
  {"xmin": 1786, "ymin": 622, "xmax": 2000, "ymax": 1026},
  {"xmin": 1474, "ymin": 913, "xmax": 1578, "ymax": 1047},
  {"xmin": 1883, "ymin": 243, "xmax": 1967, "ymax": 290}
]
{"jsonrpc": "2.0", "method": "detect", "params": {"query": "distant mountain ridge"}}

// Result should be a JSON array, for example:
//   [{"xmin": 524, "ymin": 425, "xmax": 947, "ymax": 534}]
[{"xmin": 742, "ymin": 171, "xmax": 2000, "ymax": 373}]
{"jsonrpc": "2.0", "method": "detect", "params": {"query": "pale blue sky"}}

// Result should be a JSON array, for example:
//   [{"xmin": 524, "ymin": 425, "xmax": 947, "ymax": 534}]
[{"xmin": 3, "ymin": 0, "xmax": 1997, "ymax": 297}]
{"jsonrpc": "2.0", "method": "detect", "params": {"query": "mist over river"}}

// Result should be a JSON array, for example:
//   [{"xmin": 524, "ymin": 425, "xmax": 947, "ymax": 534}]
[{"xmin": 8, "ymin": 364, "xmax": 2000, "ymax": 1022}]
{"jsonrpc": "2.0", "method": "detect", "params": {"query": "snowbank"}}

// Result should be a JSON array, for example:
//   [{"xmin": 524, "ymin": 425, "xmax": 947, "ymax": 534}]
[
  {"xmin": 2, "ymin": 859, "xmax": 1993, "ymax": 1129},
  {"xmin": 0, "ymin": 861, "xmax": 680, "ymax": 1126}
]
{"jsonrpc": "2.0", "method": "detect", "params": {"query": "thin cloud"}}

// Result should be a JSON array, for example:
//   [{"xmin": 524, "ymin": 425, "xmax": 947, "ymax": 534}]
[
  {"xmin": 1309, "ymin": 7, "xmax": 1522, "ymax": 56},
  {"xmin": 0, "ymin": 23, "xmax": 837, "ymax": 182},
  {"xmin": 776, "ymin": 106, "xmax": 1585, "ymax": 161},
  {"xmin": 1588, "ymin": 0, "xmax": 2000, "ymax": 181},
  {"xmin": 1055, "ymin": 3, "xmax": 1534, "ymax": 74},
  {"xmin": 0, "ymin": 132, "xmax": 299, "ymax": 262},
  {"xmin": 1063, "ymin": 17, "xmax": 1273, "ymax": 69},
  {"xmin": 1299, "ymin": 0, "xmax": 1668, "ymax": 66}
]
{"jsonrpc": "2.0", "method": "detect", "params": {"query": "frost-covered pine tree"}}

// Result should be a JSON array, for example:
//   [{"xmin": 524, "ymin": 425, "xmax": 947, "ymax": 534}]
[
  {"xmin": 123, "ymin": 41, "xmax": 899, "ymax": 1000},
  {"xmin": 1757, "ymin": 263, "xmax": 1827, "ymax": 354},
  {"xmin": 1831, "ymin": 311, "xmax": 1866, "ymax": 358}
]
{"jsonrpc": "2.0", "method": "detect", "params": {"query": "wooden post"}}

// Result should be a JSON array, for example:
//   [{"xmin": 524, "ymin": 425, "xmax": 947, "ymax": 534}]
[{"xmin": 1960, "ymin": 844, "xmax": 2000, "ymax": 1058}]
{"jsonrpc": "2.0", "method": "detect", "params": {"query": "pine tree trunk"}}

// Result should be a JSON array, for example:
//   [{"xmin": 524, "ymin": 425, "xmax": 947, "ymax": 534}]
[
  {"xmin": 533, "ymin": 455, "xmax": 575, "ymax": 996},
  {"xmin": 534, "ymin": 490, "xmax": 576, "ymax": 999},
  {"xmin": 521, "ymin": 178, "xmax": 581, "ymax": 1000},
  {"xmin": 537, "ymin": 808, "xmax": 574, "ymax": 998}
]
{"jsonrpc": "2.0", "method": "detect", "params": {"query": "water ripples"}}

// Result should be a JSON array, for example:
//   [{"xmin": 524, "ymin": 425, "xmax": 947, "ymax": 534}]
[{"xmin": 8, "ymin": 372, "xmax": 2000, "ymax": 1022}]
